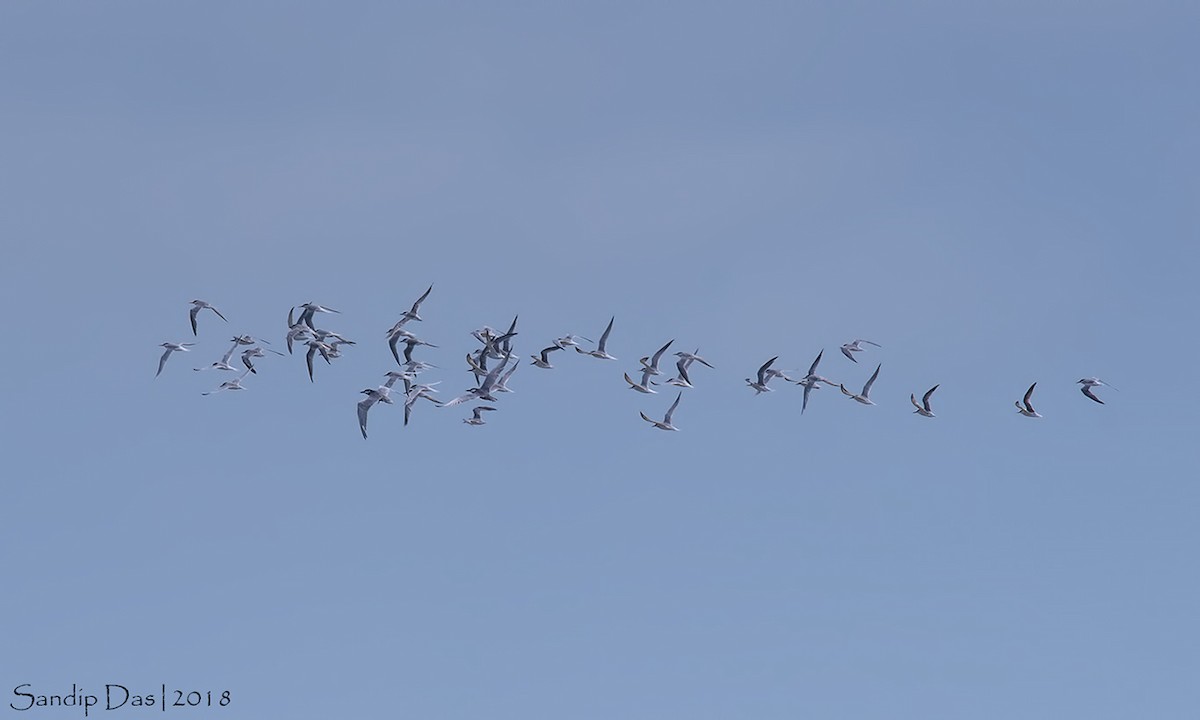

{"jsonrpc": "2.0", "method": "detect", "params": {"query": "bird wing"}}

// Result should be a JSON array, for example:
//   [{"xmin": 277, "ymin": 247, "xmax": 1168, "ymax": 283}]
[{"xmin": 862, "ymin": 364, "xmax": 881, "ymax": 396}]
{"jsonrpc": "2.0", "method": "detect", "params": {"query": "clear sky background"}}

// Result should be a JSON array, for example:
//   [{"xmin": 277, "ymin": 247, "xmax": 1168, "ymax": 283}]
[{"xmin": 2, "ymin": 2, "xmax": 1198, "ymax": 718}]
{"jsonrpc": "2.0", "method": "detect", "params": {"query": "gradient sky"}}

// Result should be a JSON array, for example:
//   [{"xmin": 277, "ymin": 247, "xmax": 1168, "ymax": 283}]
[{"xmin": 3, "ymin": 2, "xmax": 1199, "ymax": 718}]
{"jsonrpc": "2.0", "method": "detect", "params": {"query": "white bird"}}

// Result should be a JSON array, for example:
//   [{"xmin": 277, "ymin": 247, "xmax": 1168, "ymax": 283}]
[
  {"xmin": 297, "ymin": 302, "xmax": 340, "ymax": 329},
  {"xmin": 156, "ymin": 342, "xmax": 195, "ymax": 377},
  {"xmin": 840, "ymin": 363, "xmax": 881, "ymax": 405},
  {"xmin": 240, "ymin": 347, "xmax": 268, "ymax": 374},
  {"xmin": 639, "ymin": 339, "xmax": 674, "ymax": 375},
  {"xmin": 674, "ymin": 349, "xmax": 714, "ymax": 369},
  {"xmin": 745, "ymin": 356, "xmax": 779, "ymax": 394},
  {"xmin": 911, "ymin": 384, "xmax": 939, "ymax": 417},
  {"xmin": 840, "ymin": 338, "xmax": 881, "ymax": 363},
  {"xmin": 304, "ymin": 340, "xmax": 333, "ymax": 382},
  {"xmin": 188, "ymin": 300, "xmax": 227, "ymax": 336},
  {"xmin": 443, "ymin": 351, "xmax": 514, "ymax": 406},
  {"xmin": 399, "ymin": 284, "xmax": 433, "ymax": 324},
  {"xmin": 553, "ymin": 334, "xmax": 591, "ymax": 349},
  {"xmin": 795, "ymin": 350, "xmax": 838, "ymax": 414},
  {"xmin": 624, "ymin": 367, "xmax": 658, "ymax": 394},
  {"xmin": 575, "ymin": 316, "xmax": 617, "ymax": 360},
  {"xmin": 463, "ymin": 406, "xmax": 498, "ymax": 426},
  {"xmin": 665, "ymin": 357, "xmax": 693, "ymax": 388},
  {"xmin": 194, "ymin": 343, "xmax": 239, "ymax": 372},
  {"xmin": 493, "ymin": 360, "xmax": 520, "ymax": 393},
  {"xmin": 531, "ymin": 345, "xmax": 562, "ymax": 369},
  {"xmin": 1016, "ymin": 382, "xmax": 1041, "ymax": 417},
  {"xmin": 201, "ymin": 369, "xmax": 250, "ymax": 395},
  {"xmin": 357, "ymin": 387, "xmax": 394, "ymax": 439},
  {"xmin": 231, "ymin": 335, "xmax": 282, "ymax": 353},
  {"xmin": 403, "ymin": 382, "xmax": 443, "ymax": 426},
  {"xmin": 640, "ymin": 391, "xmax": 682, "ymax": 431},
  {"xmin": 1077, "ymin": 377, "xmax": 1116, "ymax": 404}
]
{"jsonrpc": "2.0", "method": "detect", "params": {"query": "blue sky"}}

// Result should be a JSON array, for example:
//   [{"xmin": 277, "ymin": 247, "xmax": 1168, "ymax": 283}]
[{"xmin": 2, "ymin": 2, "xmax": 1198, "ymax": 718}]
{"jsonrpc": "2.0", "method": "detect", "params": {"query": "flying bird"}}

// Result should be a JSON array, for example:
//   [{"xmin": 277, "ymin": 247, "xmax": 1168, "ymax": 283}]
[
  {"xmin": 530, "ymin": 345, "xmax": 562, "ymax": 369},
  {"xmin": 463, "ymin": 406, "xmax": 498, "ymax": 426},
  {"xmin": 1015, "ymin": 382, "xmax": 1041, "ymax": 417},
  {"xmin": 1078, "ymin": 377, "xmax": 1116, "ymax": 404},
  {"xmin": 795, "ymin": 350, "xmax": 838, "ymax": 414},
  {"xmin": 639, "ymin": 339, "xmax": 674, "ymax": 376},
  {"xmin": 840, "ymin": 363, "xmax": 881, "ymax": 405},
  {"xmin": 640, "ymin": 391, "xmax": 682, "ymax": 431},
  {"xmin": 357, "ymin": 387, "xmax": 394, "ymax": 439},
  {"xmin": 840, "ymin": 338, "xmax": 881, "ymax": 363},
  {"xmin": 575, "ymin": 316, "xmax": 617, "ymax": 360},
  {"xmin": 745, "ymin": 356, "xmax": 779, "ymax": 394},
  {"xmin": 188, "ymin": 300, "xmax": 227, "ymax": 336},
  {"xmin": 910, "ymin": 384, "xmax": 939, "ymax": 417},
  {"xmin": 155, "ymin": 342, "xmax": 194, "ymax": 377},
  {"xmin": 624, "ymin": 368, "xmax": 658, "ymax": 394}
]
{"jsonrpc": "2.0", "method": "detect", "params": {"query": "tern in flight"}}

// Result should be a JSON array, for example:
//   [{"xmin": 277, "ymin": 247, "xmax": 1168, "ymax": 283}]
[
  {"xmin": 575, "ymin": 317, "xmax": 617, "ymax": 360},
  {"xmin": 1015, "ymin": 382, "xmax": 1041, "ymax": 417},
  {"xmin": 745, "ymin": 356, "xmax": 779, "ymax": 394},
  {"xmin": 674, "ymin": 349, "xmax": 714, "ymax": 369},
  {"xmin": 665, "ymin": 357, "xmax": 693, "ymax": 388},
  {"xmin": 795, "ymin": 350, "xmax": 838, "ymax": 414},
  {"xmin": 840, "ymin": 363, "xmax": 881, "ymax": 405},
  {"xmin": 639, "ymin": 339, "xmax": 674, "ymax": 376},
  {"xmin": 357, "ymin": 387, "xmax": 394, "ymax": 439},
  {"xmin": 155, "ymin": 342, "xmax": 195, "ymax": 377},
  {"xmin": 553, "ymin": 334, "xmax": 591, "ymax": 349},
  {"xmin": 188, "ymin": 300, "xmax": 227, "ymax": 336},
  {"xmin": 463, "ymin": 406, "xmax": 498, "ymax": 426},
  {"xmin": 840, "ymin": 338, "xmax": 881, "ymax": 363},
  {"xmin": 297, "ymin": 302, "xmax": 340, "ymax": 330},
  {"xmin": 640, "ymin": 391, "xmax": 682, "ymax": 431},
  {"xmin": 398, "ymin": 284, "xmax": 433, "ymax": 324},
  {"xmin": 304, "ymin": 340, "xmax": 333, "ymax": 382},
  {"xmin": 202, "ymin": 369, "xmax": 250, "ymax": 395},
  {"xmin": 910, "ymin": 384, "xmax": 939, "ymax": 417},
  {"xmin": 624, "ymin": 368, "xmax": 658, "ymax": 394},
  {"xmin": 530, "ymin": 345, "xmax": 562, "ymax": 369},
  {"xmin": 1078, "ymin": 377, "xmax": 1116, "ymax": 404}
]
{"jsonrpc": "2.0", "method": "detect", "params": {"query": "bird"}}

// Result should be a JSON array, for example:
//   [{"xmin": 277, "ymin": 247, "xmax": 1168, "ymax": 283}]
[
  {"xmin": 442, "ymin": 351, "xmax": 514, "ymax": 406},
  {"xmin": 553, "ymin": 334, "xmax": 591, "ymax": 349},
  {"xmin": 575, "ymin": 316, "xmax": 617, "ymax": 360},
  {"xmin": 530, "ymin": 345, "xmax": 562, "ymax": 369},
  {"xmin": 201, "ymin": 369, "xmax": 250, "ymax": 395},
  {"xmin": 639, "ymin": 339, "xmax": 674, "ymax": 375},
  {"xmin": 357, "ymin": 387, "xmax": 394, "ymax": 439},
  {"xmin": 463, "ymin": 406, "xmax": 498, "ymax": 426},
  {"xmin": 399, "ymin": 284, "xmax": 433, "ymax": 324},
  {"xmin": 304, "ymin": 340, "xmax": 333, "ymax": 382},
  {"xmin": 240, "ymin": 347, "xmax": 268, "ymax": 374},
  {"xmin": 745, "ymin": 356, "xmax": 779, "ymax": 394},
  {"xmin": 1078, "ymin": 377, "xmax": 1116, "ymax": 404},
  {"xmin": 188, "ymin": 300, "xmax": 227, "ymax": 336},
  {"xmin": 624, "ymin": 368, "xmax": 658, "ymax": 394},
  {"xmin": 493, "ymin": 360, "xmax": 520, "ymax": 393},
  {"xmin": 910, "ymin": 384, "xmax": 939, "ymax": 417},
  {"xmin": 297, "ymin": 302, "xmax": 340, "ymax": 330},
  {"xmin": 665, "ymin": 357, "xmax": 693, "ymax": 388},
  {"xmin": 193, "ymin": 343, "xmax": 239, "ymax": 372},
  {"xmin": 640, "ymin": 391, "xmax": 682, "ymax": 431},
  {"xmin": 155, "ymin": 342, "xmax": 194, "ymax": 377},
  {"xmin": 795, "ymin": 350, "xmax": 838, "ymax": 414},
  {"xmin": 1016, "ymin": 382, "xmax": 1041, "ymax": 417},
  {"xmin": 840, "ymin": 338, "xmax": 881, "ymax": 363},
  {"xmin": 840, "ymin": 363, "xmax": 881, "ymax": 405},
  {"xmin": 674, "ymin": 349, "xmax": 714, "ymax": 369}
]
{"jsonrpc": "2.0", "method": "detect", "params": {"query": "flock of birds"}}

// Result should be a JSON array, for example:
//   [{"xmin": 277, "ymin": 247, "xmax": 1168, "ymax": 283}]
[{"xmin": 157, "ymin": 290, "xmax": 1118, "ymax": 438}]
